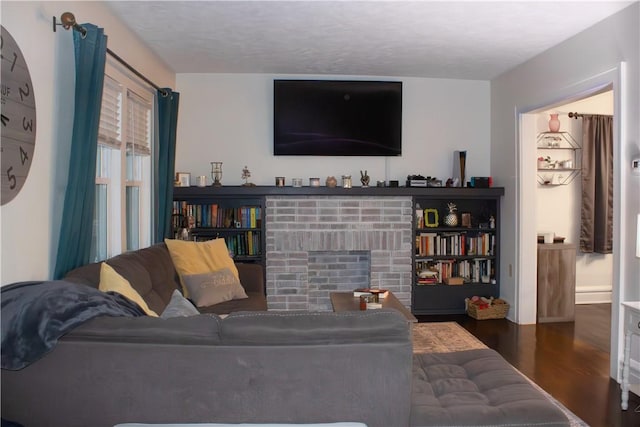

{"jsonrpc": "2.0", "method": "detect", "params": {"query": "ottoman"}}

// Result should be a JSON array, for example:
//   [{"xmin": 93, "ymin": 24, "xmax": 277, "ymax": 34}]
[{"xmin": 411, "ymin": 349, "xmax": 571, "ymax": 426}]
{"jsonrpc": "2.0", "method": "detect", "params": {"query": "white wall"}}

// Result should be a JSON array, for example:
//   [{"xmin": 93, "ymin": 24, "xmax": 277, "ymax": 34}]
[
  {"xmin": 491, "ymin": 2, "xmax": 639, "ymax": 380},
  {"xmin": 175, "ymin": 74, "xmax": 490, "ymax": 187},
  {"xmin": 0, "ymin": 1, "xmax": 175, "ymax": 285}
]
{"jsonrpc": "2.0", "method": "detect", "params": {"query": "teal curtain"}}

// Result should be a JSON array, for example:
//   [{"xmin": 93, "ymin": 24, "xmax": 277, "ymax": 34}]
[
  {"xmin": 154, "ymin": 89, "xmax": 180, "ymax": 242},
  {"xmin": 54, "ymin": 24, "xmax": 107, "ymax": 279}
]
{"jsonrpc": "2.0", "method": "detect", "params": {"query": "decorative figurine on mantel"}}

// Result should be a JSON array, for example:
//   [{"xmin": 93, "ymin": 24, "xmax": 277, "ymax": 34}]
[
  {"xmin": 360, "ymin": 170, "xmax": 370, "ymax": 187},
  {"xmin": 211, "ymin": 162, "xmax": 223, "ymax": 187},
  {"xmin": 242, "ymin": 165, "xmax": 256, "ymax": 186}
]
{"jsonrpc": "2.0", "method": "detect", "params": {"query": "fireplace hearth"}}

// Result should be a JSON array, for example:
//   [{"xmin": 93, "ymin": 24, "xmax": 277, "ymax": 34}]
[{"xmin": 265, "ymin": 196, "xmax": 413, "ymax": 311}]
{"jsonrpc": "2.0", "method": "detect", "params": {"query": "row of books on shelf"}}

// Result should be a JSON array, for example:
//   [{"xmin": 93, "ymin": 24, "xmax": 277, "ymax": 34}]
[
  {"xmin": 415, "ymin": 258, "xmax": 494, "ymax": 285},
  {"xmin": 415, "ymin": 232, "xmax": 494, "ymax": 257},
  {"xmin": 196, "ymin": 231, "xmax": 261, "ymax": 257},
  {"xmin": 173, "ymin": 202, "xmax": 262, "ymax": 229}
]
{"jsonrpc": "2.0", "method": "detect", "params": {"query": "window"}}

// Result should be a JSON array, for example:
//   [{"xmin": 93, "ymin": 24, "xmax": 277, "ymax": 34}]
[{"xmin": 91, "ymin": 59, "xmax": 154, "ymax": 262}]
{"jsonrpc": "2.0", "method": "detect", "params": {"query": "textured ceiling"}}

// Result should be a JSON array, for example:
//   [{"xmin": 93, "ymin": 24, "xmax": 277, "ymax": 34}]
[{"xmin": 106, "ymin": 1, "xmax": 634, "ymax": 80}]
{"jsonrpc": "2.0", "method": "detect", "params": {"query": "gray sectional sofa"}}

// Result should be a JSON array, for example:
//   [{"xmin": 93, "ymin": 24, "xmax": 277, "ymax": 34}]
[
  {"xmin": 1, "ymin": 309, "xmax": 413, "ymax": 427},
  {"xmin": 1, "ymin": 242, "xmax": 572, "ymax": 427}
]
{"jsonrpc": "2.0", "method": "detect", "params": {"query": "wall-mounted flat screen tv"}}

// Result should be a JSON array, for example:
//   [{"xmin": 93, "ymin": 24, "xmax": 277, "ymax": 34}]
[{"xmin": 273, "ymin": 80, "xmax": 402, "ymax": 156}]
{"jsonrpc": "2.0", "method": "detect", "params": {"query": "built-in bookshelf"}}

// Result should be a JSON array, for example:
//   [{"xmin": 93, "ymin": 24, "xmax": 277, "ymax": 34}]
[
  {"xmin": 172, "ymin": 189, "xmax": 264, "ymax": 262},
  {"xmin": 412, "ymin": 191, "xmax": 503, "ymax": 315},
  {"xmin": 415, "ymin": 231, "xmax": 495, "ymax": 284},
  {"xmin": 171, "ymin": 185, "xmax": 504, "ymax": 314}
]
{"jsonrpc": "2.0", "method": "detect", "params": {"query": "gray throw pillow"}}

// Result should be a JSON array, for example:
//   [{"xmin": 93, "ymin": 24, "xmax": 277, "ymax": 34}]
[
  {"xmin": 182, "ymin": 268, "xmax": 248, "ymax": 308},
  {"xmin": 161, "ymin": 289, "xmax": 199, "ymax": 318}
]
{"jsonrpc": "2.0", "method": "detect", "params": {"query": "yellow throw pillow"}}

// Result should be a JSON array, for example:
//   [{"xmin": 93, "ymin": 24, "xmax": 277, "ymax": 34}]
[
  {"xmin": 164, "ymin": 238, "xmax": 240, "ymax": 298},
  {"xmin": 99, "ymin": 263, "xmax": 158, "ymax": 317}
]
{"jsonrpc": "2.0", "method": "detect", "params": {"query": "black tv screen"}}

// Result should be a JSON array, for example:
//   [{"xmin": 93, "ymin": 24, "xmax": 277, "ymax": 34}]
[{"xmin": 273, "ymin": 80, "xmax": 402, "ymax": 156}]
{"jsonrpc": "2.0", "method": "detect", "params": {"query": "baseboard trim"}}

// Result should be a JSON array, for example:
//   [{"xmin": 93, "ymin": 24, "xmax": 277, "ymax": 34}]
[{"xmin": 575, "ymin": 290, "xmax": 612, "ymax": 304}]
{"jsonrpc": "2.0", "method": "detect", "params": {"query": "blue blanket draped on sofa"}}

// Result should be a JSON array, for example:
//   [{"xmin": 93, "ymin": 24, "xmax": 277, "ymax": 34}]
[{"xmin": 1, "ymin": 280, "xmax": 146, "ymax": 370}]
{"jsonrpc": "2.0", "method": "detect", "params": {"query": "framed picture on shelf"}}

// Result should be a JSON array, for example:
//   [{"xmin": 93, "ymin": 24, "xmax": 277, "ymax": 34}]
[
  {"xmin": 461, "ymin": 213, "xmax": 471, "ymax": 228},
  {"xmin": 423, "ymin": 208, "xmax": 439, "ymax": 227},
  {"xmin": 176, "ymin": 172, "xmax": 191, "ymax": 187}
]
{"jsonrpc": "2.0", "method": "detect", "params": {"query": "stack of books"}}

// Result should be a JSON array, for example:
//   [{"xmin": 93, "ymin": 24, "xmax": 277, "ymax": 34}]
[
  {"xmin": 417, "ymin": 269, "xmax": 439, "ymax": 285},
  {"xmin": 353, "ymin": 288, "xmax": 389, "ymax": 299}
]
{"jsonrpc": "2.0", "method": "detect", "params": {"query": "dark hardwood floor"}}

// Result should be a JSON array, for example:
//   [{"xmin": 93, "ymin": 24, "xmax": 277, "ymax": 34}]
[{"xmin": 417, "ymin": 304, "xmax": 640, "ymax": 427}]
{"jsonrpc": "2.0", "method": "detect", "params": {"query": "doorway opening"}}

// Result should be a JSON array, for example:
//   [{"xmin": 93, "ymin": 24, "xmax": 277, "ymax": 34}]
[
  {"xmin": 517, "ymin": 65, "xmax": 625, "ymax": 381},
  {"xmin": 531, "ymin": 92, "xmax": 615, "ymax": 365},
  {"xmin": 542, "ymin": 91, "xmax": 614, "ymax": 305}
]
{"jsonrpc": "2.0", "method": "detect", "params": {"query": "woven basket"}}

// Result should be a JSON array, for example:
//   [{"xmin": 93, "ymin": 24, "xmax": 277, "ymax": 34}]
[{"xmin": 466, "ymin": 302, "xmax": 510, "ymax": 320}]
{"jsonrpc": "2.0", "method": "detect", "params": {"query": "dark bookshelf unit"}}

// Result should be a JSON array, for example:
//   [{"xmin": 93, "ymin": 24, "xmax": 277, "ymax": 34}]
[
  {"xmin": 172, "ymin": 187, "xmax": 265, "ymax": 263},
  {"xmin": 172, "ymin": 185, "xmax": 503, "ymax": 314},
  {"xmin": 412, "ymin": 188, "xmax": 504, "ymax": 315}
]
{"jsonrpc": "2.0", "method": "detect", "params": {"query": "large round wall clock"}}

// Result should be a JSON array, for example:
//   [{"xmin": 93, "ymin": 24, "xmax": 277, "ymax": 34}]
[{"xmin": 1, "ymin": 25, "xmax": 36, "ymax": 206}]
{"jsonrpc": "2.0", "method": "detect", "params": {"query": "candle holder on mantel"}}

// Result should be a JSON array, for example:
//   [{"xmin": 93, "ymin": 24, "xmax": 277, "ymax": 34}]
[{"xmin": 210, "ymin": 162, "xmax": 223, "ymax": 187}]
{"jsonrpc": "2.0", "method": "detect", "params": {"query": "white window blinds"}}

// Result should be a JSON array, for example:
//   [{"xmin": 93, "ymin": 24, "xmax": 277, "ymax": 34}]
[
  {"xmin": 98, "ymin": 75, "xmax": 122, "ymax": 149},
  {"xmin": 127, "ymin": 89, "xmax": 152, "ymax": 156}
]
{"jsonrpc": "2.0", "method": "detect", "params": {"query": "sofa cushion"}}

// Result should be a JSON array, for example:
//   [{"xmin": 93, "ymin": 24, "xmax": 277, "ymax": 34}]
[
  {"xmin": 161, "ymin": 290, "xmax": 199, "ymax": 318},
  {"xmin": 197, "ymin": 291, "xmax": 267, "ymax": 315},
  {"xmin": 99, "ymin": 263, "xmax": 158, "ymax": 317},
  {"xmin": 182, "ymin": 268, "xmax": 248, "ymax": 308},
  {"xmin": 411, "ymin": 349, "xmax": 570, "ymax": 426},
  {"xmin": 235, "ymin": 262, "xmax": 265, "ymax": 294},
  {"xmin": 105, "ymin": 244, "xmax": 179, "ymax": 313},
  {"xmin": 220, "ymin": 309, "xmax": 410, "ymax": 345},
  {"xmin": 64, "ymin": 243, "xmax": 181, "ymax": 315},
  {"xmin": 165, "ymin": 238, "xmax": 239, "ymax": 298}
]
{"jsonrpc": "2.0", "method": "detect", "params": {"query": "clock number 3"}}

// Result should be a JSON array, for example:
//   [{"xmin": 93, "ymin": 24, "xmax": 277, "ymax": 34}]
[{"xmin": 22, "ymin": 117, "xmax": 33, "ymax": 132}]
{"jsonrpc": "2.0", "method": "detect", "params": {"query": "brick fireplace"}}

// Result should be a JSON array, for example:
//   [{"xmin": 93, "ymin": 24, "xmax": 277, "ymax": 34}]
[{"xmin": 265, "ymin": 196, "xmax": 413, "ymax": 311}]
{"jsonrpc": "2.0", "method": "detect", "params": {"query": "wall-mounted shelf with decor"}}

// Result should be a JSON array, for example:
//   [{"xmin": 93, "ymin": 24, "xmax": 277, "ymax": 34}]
[{"xmin": 536, "ymin": 131, "xmax": 581, "ymax": 186}]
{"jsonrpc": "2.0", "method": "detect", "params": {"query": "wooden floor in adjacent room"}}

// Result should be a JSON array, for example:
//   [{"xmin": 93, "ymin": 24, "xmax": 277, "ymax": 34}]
[{"xmin": 417, "ymin": 304, "xmax": 640, "ymax": 427}]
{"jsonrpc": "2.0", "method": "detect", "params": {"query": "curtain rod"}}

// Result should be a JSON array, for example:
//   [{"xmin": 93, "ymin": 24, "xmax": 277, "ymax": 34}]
[
  {"xmin": 53, "ymin": 12, "xmax": 169, "ymax": 97},
  {"xmin": 568, "ymin": 112, "xmax": 613, "ymax": 119},
  {"xmin": 107, "ymin": 48, "xmax": 169, "ymax": 97}
]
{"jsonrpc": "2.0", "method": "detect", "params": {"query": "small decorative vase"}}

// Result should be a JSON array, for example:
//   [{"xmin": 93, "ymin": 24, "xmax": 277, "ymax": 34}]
[
  {"xmin": 548, "ymin": 113, "xmax": 561, "ymax": 132},
  {"xmin": 444, "ymin": 203, "xmax": 458, "ymax": 227}
]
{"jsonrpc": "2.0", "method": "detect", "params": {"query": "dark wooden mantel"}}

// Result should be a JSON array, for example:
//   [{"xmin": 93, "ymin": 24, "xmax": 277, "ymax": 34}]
[{"xmin": 173, "ymin": 185, "xmax": 505, "ymax": 199}]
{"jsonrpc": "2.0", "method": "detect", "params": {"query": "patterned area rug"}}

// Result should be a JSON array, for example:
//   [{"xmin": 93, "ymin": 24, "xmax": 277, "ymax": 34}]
[
  {"xmin": 412, "ymin": 322, "xmax": 588, "ymax": 427},
  {"xmin": 412, "ymin": 321, "xmax": 486, "ymax": 353}
]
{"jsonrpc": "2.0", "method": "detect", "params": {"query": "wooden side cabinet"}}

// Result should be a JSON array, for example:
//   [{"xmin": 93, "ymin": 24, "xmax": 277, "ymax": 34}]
[{"xmin": 537, "ymin": 243, "xmax": 576, "ymax": 323}]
